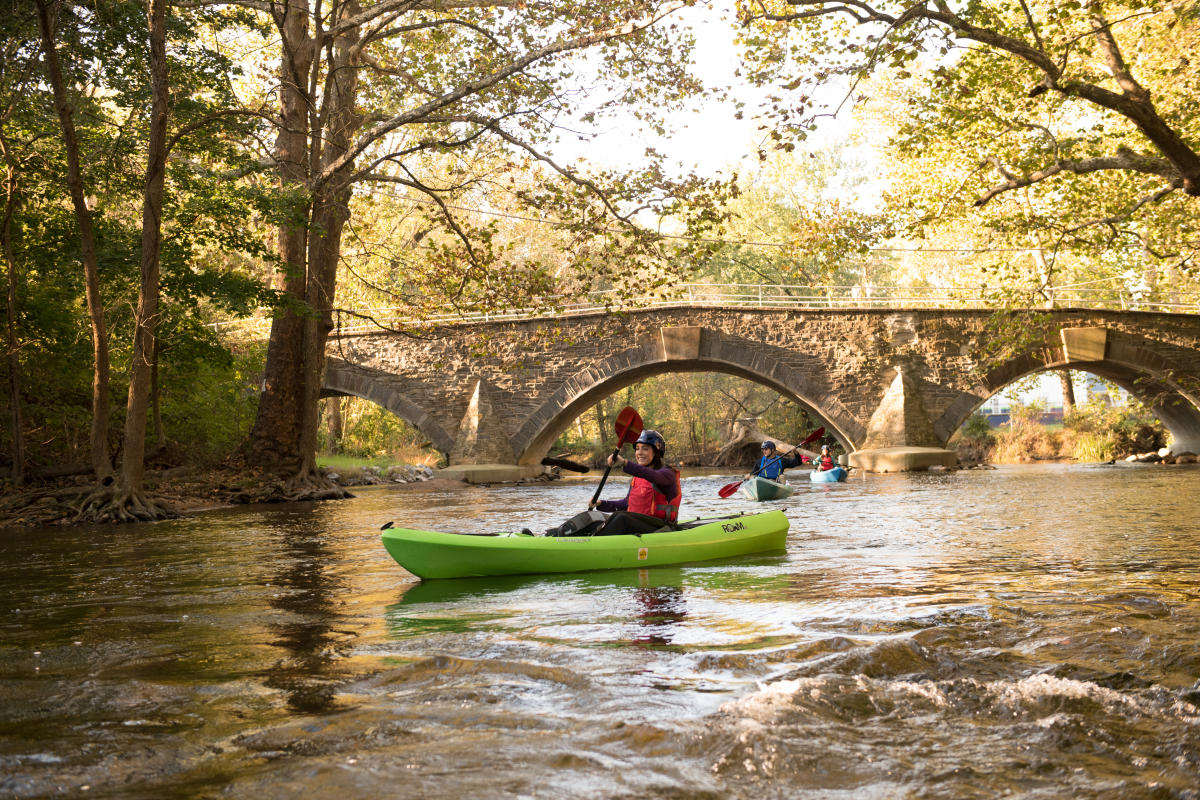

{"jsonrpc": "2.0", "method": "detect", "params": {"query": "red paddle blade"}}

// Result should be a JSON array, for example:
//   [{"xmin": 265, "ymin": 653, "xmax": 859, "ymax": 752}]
[
  {"xmin": 614, "ymin": 406, "xmax": 643, "ymax": 445},
  {"xmin": 799, "ymin": 426, "xmax": 826, "ymax": 447},
  {"xmin": 717, "ymin": 480, "xmax": 742, "ymax": 498}
]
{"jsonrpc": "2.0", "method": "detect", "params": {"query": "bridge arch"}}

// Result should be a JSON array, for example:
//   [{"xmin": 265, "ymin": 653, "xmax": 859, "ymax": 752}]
[
  {"xmin": 322, "ymin": 359, "xmax": 456, "ymax": 455},
  {"xmin": 934, "ymin": 326, "xmax": 1200, "ymax": 452},
  {"xmin": 510, "ymin": 330, "xmax": 861, "ymax": 465},
  {"xmin": 325, "ymin": 308, "xmax": 1200, "ymax": 472}
]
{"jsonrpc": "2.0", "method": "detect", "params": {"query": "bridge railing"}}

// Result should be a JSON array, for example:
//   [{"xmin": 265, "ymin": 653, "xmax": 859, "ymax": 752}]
[{"xmin": 209, "ymin": 282, "xmax": 1200, "ymax": 337}]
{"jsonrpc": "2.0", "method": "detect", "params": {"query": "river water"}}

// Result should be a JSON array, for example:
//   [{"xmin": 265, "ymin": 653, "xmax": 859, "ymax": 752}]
[{"xmin": 1, "ymin": 463, "xmax": 1198, "ymax": 799}]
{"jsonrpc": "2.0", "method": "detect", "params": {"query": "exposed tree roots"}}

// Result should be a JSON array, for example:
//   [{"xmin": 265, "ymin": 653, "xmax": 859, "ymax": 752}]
[
  {"xmin": 0, "ymin": 485, "xmax": 91, "ymax": 526},
  {"xmin": 277, "ymin": 470, "xmax": 352, "ymax": 503},
  {"xmin": 74, "ymin": 483, "xmax": 179, "ymax": 524},
  {"xmin": 4, "ymin": 462, "xmax": 355, "ymax": 528}
]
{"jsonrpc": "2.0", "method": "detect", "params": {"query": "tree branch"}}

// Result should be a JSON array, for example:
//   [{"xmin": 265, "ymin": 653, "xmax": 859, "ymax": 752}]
[
  {"xmin": 758, "ymin": 0, "xmax": 1200, "ymax": 196},
  {"xmin": 974, "ymin": 150, "xmax": 1180, "ymax": 207},
  {"xmin": 313, "ymin": 3, "xmax": 687, "ymax": 193}
]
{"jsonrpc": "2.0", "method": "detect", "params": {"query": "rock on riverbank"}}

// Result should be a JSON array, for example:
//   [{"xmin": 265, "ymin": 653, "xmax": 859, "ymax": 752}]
[{"xmin": 1126, "ymin": 448, "xmax": 1199, "ymax": 464}]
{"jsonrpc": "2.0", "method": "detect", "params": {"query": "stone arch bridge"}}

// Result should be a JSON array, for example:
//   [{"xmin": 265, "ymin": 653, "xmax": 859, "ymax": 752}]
[{"xmin": 321, "ymin": 307, "xmax": 1200, "ymax": 476}]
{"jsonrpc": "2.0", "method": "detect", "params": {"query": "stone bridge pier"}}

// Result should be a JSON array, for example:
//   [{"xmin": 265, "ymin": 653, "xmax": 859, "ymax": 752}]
[{"xmin": 321, "ymin": 307, "xmax": 1200, "ymax": 479}]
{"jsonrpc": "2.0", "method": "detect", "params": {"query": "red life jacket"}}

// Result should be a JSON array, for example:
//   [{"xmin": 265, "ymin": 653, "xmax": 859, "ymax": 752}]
[
  {"xmin": 627, "ymin": 469, "xmax": 682, "ymax": 522},
  {"xmin": 818, "ymin": 455, "xmax": 835, "ymax": 470}
]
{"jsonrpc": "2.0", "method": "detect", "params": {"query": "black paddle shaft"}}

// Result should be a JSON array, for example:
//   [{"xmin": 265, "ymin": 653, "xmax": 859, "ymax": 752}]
[{"xmin": 589, "ymin": 445, "xmax": 622, "ymax": 508}]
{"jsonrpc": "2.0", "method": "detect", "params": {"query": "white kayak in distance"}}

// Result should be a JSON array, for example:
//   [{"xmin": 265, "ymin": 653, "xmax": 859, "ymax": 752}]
[{"xmin": 740, "ymin": 476, "xmax": 795, "ymax": 501}]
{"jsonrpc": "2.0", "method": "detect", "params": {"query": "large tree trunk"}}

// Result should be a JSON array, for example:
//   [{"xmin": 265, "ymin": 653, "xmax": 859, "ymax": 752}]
[
  {"xmin": 289, "ymin": 1, "xmax": 360, "ymax": 495},
  {"xmin": 1059, "ymin": 370, "xmax": 1076, "ymax": 415},
  {"xmin": 325, "ymin": 396, "xmax": 342, "ymax": 454},
  {"xmin": 246, "ymin": 0, "xmax": 313, "ymax": 474},
  {"xmin": 247, "ymin": 0, "xmax": 354, "ymax": 501},
  {"xmin": 79, "ymin": 0, "xmax": 174, "ymax": 522},
  {"xmin": 2, "ymin": 160, "xmax": 22, "ymax": 484},
  {"xmin": 36, "ymin": 0, "xmax": 113, "ymax": 480},
  {"xmin": 121, "ymin": 0, "xmax": 169, "ymax": 493}
]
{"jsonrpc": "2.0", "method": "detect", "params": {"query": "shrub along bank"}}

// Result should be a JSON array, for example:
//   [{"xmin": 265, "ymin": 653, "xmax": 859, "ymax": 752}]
[{"xmin": 952, "ymin": 398, "xmax": 1171, "ymax": 465}]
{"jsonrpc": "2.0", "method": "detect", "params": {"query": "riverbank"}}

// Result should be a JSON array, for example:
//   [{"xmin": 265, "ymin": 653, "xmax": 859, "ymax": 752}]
[
  {"xmin": 0, "ymin": 462, "xmax": 465, "ymax": 530},
  {"xmin": 0, "ymin": 456, "xmax": 590, "ymax": 530}
]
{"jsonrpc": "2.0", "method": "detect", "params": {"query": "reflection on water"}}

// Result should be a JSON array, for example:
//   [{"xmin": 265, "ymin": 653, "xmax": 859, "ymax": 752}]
[
  {"xmin": 263, "ymin": 515, "xmax": 352, "ymax": 713},
  {"xmin": 630, "ymin": 584, "xmax": 687, "ymax": 647},
  {"xmin": 1, "ymin": 463, "xmax": 1199, "ymax": 798}
]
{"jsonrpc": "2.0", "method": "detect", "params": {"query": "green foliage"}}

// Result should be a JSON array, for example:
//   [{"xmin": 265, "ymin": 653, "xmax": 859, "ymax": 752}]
[
  {"xmin": 238, "ymin": 0, "xmax": 736, "ymax": 328},
  {"xmin": 318, "ymin": 397, "xmax": 441, "ymax": 465},
  {"xmin": 551, "ymin": 372, "xmax": 818, "ymax": 465},
  {"xmin": 316, "ymin": 453, "xmax": 400, "ymax": 472},
  {"xmin": 690, "ymin": 147, "xmax": 894, "ymax": 289},
  {"xmin": 960, "ymin": 413, "xmax": 994, "ymax": 441},
  {"xmin": 950, "ymin": 390, "xmax": 1170, "ymax": 465},
  {"xmin": 0, "ymin": 1, "xmax": 290, "ymax": 475},
  {"xmin": 0, "ymin": 324, "xmax": 264, "ymax": 469},
  {"xmin": 1071, "ymin": 433, "xmax": 1115, "ymax": 463},
  {"xmin": 1064, "ymin": 397, "xmax": 1168, "ymax": 456},
  {"xmin": 153, "ymin": 340, "xmax": 265, "ymax": 465},
  {"xmin": 1004, "ymin": 397, "xmax": 1047, "ymax": 433},
  {"xmin": 737, "ymin": 0, "xmax": 1200, "ymax": 307}
]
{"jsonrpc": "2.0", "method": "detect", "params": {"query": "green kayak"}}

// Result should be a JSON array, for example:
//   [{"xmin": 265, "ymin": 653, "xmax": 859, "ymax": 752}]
[{"xmin": 381, "ymin": 509, "xmax": 790, "ymax": 580}]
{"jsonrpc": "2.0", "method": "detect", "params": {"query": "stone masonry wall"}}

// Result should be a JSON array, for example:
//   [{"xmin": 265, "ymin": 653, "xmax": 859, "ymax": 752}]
[{"xmin": 323, "ymin": 307, "xmax": 1200, "ymax": 464}]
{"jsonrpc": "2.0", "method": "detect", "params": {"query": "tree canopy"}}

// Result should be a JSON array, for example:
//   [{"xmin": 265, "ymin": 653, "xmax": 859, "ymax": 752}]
[
  {"xmin": 736, "ymin": 0, "xmax": 1199, "ymax": 301},
  {"xmin": 5, "ymin": 0, "xmax": 1200, "ymax": 499}
]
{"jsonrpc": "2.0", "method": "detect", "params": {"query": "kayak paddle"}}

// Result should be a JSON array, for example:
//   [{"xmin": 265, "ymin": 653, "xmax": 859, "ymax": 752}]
[
  {"xmin": 588, "ymin": 406, "xmax": 643, "ymax": 509},
  {"xmin": 718, "ymin": 426, "xmax": 825, "ymax": 498},
  {"xmin": 541, "ymin": 455, "xmax": 590, "ymax": 473}
]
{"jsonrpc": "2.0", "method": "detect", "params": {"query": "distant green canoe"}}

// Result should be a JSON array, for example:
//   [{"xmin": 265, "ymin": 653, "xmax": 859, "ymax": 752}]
[
  {"xmin": 380, "ymin": 510, "xmax": 790, "ymax": 580},
  {"xmin": 740, "ymin": 476, "xmax": 795, "ymax": 501}
]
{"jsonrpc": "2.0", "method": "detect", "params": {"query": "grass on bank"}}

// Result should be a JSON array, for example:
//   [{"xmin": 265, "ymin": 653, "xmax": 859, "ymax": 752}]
[
  {"xmin": 316, "ymin": 454, "xmax": 403, "ymax": 471},
  {"xmin": 317, "ymin": 398, "xmax": 444, "ymax": 473}
]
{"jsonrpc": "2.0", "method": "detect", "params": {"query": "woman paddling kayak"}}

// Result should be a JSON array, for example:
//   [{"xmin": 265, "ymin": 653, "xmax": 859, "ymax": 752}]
[
  {"xmin": 813, "ymin": 444, "xmax": 836, "ymax": 471},
  {"xmin": 583, "ymin": 429, "xmax": 682, "ymax": 536}
]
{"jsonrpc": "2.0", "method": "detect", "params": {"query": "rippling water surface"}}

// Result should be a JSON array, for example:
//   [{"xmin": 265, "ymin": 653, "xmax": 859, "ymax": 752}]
[{"xmin": 2, "ymin": 463, "xmax": 1199, "ymax": 799}]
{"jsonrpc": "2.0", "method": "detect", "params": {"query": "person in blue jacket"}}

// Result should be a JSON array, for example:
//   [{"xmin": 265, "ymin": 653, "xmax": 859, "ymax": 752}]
[{"xmin": 747, "ymin": 440, "xmax": 805, "ymax": 481}]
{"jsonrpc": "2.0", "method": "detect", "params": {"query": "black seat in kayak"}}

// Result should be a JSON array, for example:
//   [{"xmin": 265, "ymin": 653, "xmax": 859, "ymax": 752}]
[
  {"xmin": 544, "ymin": 511, "xmax": 678, "ymax": 537},
  {"xmin": 593, "ymin": 511, "xmax": 670, "ymax": 536},
  {"xmin": 544, "ymin": 510, "xmax": 608, "ymax": 537}
]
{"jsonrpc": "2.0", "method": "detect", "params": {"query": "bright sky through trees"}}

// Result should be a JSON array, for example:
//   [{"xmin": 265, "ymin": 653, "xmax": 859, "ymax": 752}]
[{"xmin": 549, "ymin": 3, "xmax": 855, "ymax": 180}]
